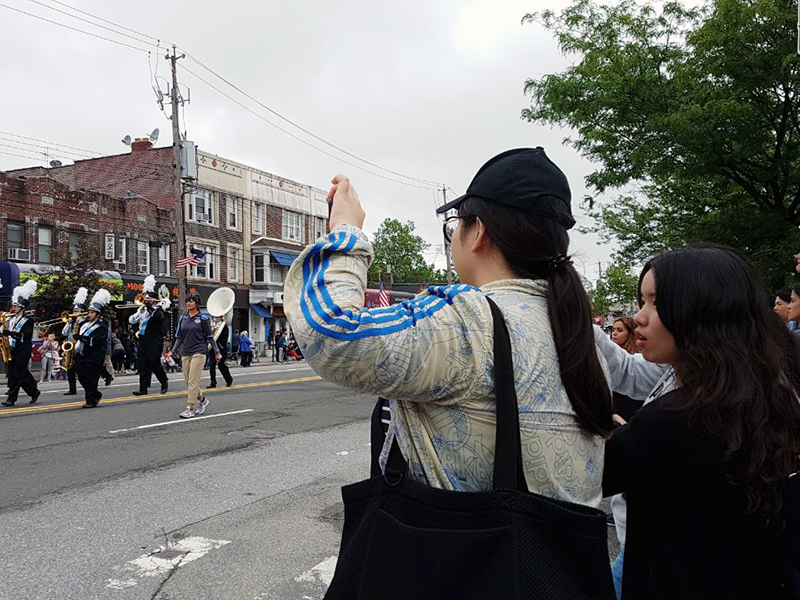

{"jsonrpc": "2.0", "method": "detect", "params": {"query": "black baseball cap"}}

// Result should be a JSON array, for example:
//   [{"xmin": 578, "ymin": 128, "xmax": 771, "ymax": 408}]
[{"xmin": 437, "ymin": 147, "xmax": 576, "ymax": 229}]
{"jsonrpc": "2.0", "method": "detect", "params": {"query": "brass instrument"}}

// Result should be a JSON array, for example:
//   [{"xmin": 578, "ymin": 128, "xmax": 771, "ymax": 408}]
[
  {"xmin": 38, "ymin": 310, "xmax": 88, "ymax": 330},
  {"xmin": 206, "ymin": 287, "xmax": 235, "ymax": 350},
  {"xmin": 118, "ymin": 287, "xmax": 171, "ymax": 310},
  {"xmin": 0, "ymin": 309, "xmax": 35, "ymax": 364},
  {"xmin": 60, "ymin": 312, "xmax": 86, "ymax": 371}
]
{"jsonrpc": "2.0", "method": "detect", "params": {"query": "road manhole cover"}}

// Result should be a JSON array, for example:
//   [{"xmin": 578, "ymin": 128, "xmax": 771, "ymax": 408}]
[
  {"xmin": 152, "ymin": 549, "xmax": 187, "ymax": 560},
  {"xmin": 227, "ymin": 429, "xmax": 284, "ymax": 440}
]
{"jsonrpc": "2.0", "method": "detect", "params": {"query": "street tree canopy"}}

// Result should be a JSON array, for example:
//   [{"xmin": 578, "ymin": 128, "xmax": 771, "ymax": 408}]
[
  {"xmin": 368, "ymin": 218, "xmax": 445, "ymax": 286},
  {"xmin": 522, "ymin": 0, "xmax": 800, "ymax": 288},
  {"xmin": 586, "ymin": 260, "xmax": 640, "ymax": 314}
]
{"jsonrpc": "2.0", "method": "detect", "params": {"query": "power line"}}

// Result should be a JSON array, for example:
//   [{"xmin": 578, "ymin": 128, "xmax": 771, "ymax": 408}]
[
  {"xmin": 0, "ymin": 2, "xmax": 149, "ymax": 52},
  {"xmin": 22, "ymin": 0, "xmax": 156, "ymax": 48},
  {"xmin": 0, "ymin": 130, "xmax": 104, "ymax": 156},
  {"xmin": 8, "ymin": 0, "xmax": 445, "ymax": 191},
  {"xmin": 182, "ymin": 52, "xmax": 440, "ymax": 188},
  {"xmin": 0, "ymin": 150, "xmax": 46, "ymax": 162},
  {"xmin": 180, "ymin": 64, "xmax": 436, "ymax": 190},
  {"xmin": 0, "ymin": 136, "xmax": 96, "ymax": 160}
]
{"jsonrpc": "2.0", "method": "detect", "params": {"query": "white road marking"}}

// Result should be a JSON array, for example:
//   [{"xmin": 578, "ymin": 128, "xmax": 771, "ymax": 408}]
[
  {"xmin": 37, "ymin": 365, "xmax": 312, "ymax": 395},
  {"xmin": 108, "ymin": 409, "xmax": 254, "ymax": 433},
  {"xmin": 294, "ymin": 555, "xmax": 338, "ymax": 588},
  {"xmin": 336, "ymin": 451, "xmax": 349, "ymax": 456},
  {"xmin": 105, "ymin": 536, "xmax": 231, "ymax": 589}
]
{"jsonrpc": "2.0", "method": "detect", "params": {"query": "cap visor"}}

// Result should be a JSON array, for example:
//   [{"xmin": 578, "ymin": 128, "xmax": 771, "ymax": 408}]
[{"xmin": 436, "ymin": 194, "xmax": 467, "ymax": 214}]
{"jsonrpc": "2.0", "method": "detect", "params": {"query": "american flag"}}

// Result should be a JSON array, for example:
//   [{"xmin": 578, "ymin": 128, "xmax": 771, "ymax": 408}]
[
  {"xmin": 378, "ymin": 281, "xmax": 390, "ymax": 308},
  {"xmin": 176, "ymin": 251, "xmax": 206, "ymax": 269}
]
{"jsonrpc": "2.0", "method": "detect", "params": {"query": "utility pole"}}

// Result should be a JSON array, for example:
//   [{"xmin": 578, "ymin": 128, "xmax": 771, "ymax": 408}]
[
  {"xmin": 167, "ymin": 46, "xmax": 188, "ymax": 311},
  {"xmin": 442, "ymin": 185, "xmax": 453, "ymax": 284}
]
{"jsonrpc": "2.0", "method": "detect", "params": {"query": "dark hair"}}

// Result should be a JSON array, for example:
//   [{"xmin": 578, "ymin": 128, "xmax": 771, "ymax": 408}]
[
  {"xmin": 458, "ymin": 197, "xmax": 613, "ymax": 437},
  {"xmin": 792, "ymin": 283, "xmax": 800, "ymax": 299},
  {"xmin": 186, "ymin": 292, "xmax": 202, "ymax": 306},
  {"xmin": 613, "ymin": 317, "xmax": 639, "ymax": 354},
  {"xmin": 776, "ymin": 288, "xmax": 792, "ymax": 303},
  {"xmin": 641, "ymin": 245, "xmax": 800, "ymax": 526}
]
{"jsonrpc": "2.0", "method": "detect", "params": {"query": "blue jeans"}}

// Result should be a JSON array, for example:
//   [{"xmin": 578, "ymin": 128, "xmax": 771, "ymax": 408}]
[{"xmin": 611, "ymin": 544, "xmax": 624, "ymax": 600}]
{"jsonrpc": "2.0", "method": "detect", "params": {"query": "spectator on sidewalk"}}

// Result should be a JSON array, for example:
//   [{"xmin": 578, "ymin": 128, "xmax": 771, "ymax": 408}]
[
  {"xmin": 774, "ymin": 288, "xmax": 792, "ymax": 326},
  {"xmin": 239, "ymin": 331, "xmax": 252, "ymax": 367},
  {"xmin": 275, "ymin": 329, "xmax": 285, "ymax": 362},
  {"xmin": 38, "ymin": 332, "xmax": 59, "ymax": 383},
  {"xmin": 232, "ymin": 330, "xmax": 240, "ymax": 356},
  {"xmin": 111, "ymin": 332, "xmax": 126, "ymax": 374}
]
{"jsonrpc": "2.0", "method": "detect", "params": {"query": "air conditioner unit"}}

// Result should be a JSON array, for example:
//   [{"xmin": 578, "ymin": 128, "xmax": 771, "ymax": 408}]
[
  {"xmin": 8, "ymin": 248, "xmax": 31, "ymax": 262},
  {"xmin": 196, "ymin": 213, "xmax": 209, "ymax": 223},
  {"xmin": 137, "ymin": 265, "xmax": 149, "ymax": 274},
  {"xmin": 273, "ymin": 292, "xmax": 284, "ymax": 305}
]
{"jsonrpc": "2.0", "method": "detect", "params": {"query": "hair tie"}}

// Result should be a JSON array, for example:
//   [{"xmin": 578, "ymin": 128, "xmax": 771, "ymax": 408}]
[{"xmin": 548, "ymin": 254, "xmax": 572, "ymax": 276}]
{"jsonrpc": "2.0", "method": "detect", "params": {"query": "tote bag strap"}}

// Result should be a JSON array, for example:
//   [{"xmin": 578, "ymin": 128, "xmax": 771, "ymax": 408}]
[{"xmin": 385, "ymin": 296, "xmax": 527, "ymax": 492}]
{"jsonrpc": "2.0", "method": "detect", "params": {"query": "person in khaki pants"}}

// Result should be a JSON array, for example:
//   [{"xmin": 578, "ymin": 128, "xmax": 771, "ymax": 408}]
[{"xmin": 171, "ymin": 293, "xmax": 220, "ymax": 418}]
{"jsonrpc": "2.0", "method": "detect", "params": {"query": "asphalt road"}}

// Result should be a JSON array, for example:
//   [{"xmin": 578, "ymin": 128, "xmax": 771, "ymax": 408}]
[{"xmin": 0, "ymin": 362, "xmax": 618, "ymax": 599}]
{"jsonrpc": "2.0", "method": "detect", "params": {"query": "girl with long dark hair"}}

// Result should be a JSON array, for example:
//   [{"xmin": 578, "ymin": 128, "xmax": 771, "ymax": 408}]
[
  {"xmin": 603, "ymin": 245, "xmax": 800, "ymax": 599},
  {"xmin": 285, "ymin": 148, "xmax": 613, "ymax": 504}
]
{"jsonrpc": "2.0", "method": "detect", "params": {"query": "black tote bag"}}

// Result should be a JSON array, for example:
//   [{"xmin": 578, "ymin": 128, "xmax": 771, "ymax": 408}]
[{"xmin": 324, "ymin": 298, "xmax": 615, "ymax": 600}]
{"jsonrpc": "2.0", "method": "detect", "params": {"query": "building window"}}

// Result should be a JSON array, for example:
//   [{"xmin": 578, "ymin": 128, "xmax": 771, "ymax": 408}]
[
  {"xmin": 270, "ymin": 264, "xmax": 287, "ymax": 284},
  {"xmin": 38, "ymin": 227, "xmax": 52, "ymax": 264},
  {"xmin": 253, "ymin": 253, "xmax": 267, "ymax": 282},
  {"xmin": 253, "ymin": 202, "xmax": 263, "ymax": 233},
  {"xmin": 229, "ymin": 247, "xmax": 240, "ymax": 282},
  {"xmin": 68, "ymin": 232, "xmax": 82, "ymax": 264},
  {"xmin": 189, "ymin": 191, "xmax": 214, "ymax": 225},
  {"xmin": 315, "ymin": 217, "xmax": 326, "ymax": 240},
  {"xmin": 157, "ymin": 244, "xmax": 170, "ymax": 276},
  {"xmin": 282, "ymin": 211, "xmax": 303, "ymax": 243},
  {"xmin": 115, "ymin": 237, "xmax": 127, "ymax": 266},
  {"xmin": 190, "ymin": 246, "xmax": 215, "ymax": 280},
  {"xmin": 7, "ymin": 222, "xmax": 23, "ymax": 250},
  {"xmin": 136, "ymin": 241, "xmax": 150, "ymax": 274},
  {"xmin": 228, "ymin": 197, "xmax": 238, "ymax": 229}
]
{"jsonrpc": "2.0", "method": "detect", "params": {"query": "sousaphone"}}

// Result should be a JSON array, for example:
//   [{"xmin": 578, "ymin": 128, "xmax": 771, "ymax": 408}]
[{"xmin": 207, "ymin": 287, "xmax": 235, "ymax": 342}]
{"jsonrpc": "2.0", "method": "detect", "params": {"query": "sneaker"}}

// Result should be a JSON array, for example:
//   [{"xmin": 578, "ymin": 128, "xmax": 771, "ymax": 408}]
[
  {"xmin": 195, "ymin": 396, "xmax": 209, "ymax": 415},
  {"xmin": 179, "ymin": 406, "xmax": 195, "ymax": 419}
]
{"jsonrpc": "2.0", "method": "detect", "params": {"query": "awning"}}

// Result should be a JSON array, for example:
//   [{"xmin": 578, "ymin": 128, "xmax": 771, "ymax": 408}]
[
  {"xmin": 270, "ymin": 251, "xmax": 300, "ymax": 266},
  {"xmin": 250, "ymin": 303, "xmax": 271, "ymax": 319}
]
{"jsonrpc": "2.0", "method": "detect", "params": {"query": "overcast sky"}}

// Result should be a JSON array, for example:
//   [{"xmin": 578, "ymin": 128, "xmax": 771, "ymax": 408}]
[{"xmin": 1, "ymin": 0, "xmax": 615, "ymax": 280}]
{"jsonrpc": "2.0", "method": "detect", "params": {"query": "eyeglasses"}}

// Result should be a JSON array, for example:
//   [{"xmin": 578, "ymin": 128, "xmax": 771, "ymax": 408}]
[{"xmin": 442, "ymin": 215, "xmax": 476, "ymax": 244}]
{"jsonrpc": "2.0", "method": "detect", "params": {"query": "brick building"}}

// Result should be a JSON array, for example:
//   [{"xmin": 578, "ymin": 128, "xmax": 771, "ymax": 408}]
[{"xmin": 3, "ymin": 138, "xmax": 329, "ymax": 348}]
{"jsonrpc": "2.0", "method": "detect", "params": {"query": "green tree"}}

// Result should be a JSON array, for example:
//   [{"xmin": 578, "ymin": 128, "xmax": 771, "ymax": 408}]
[
  {"xmin": 27, "ymin": 238, "xmax": 124, "ymax": 329},
  {"xmin": 368, "ymin": 219, "xmax": 445, "ymax": 285},
  {"xmin": 522, "ymin": 0, "xmax": 800, "ymax": 288},
  {"xmin": 586, "ymin": 260, "xmax": 639, "ymax": 314}
]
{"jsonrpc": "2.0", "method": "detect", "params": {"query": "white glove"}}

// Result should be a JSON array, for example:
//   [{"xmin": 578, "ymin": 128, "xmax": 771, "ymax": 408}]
[{"xmin": 158, "ymin": 298, "xmax": 171, "ymax": 311}]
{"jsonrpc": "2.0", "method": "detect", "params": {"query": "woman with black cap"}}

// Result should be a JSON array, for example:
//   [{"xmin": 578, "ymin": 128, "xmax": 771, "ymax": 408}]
[
  {"xmin": 284, "ymin": 148, "xmax": 613, "ymax": 503},
  {"xmin": 172, "ymin": 292, "xmax": 220, "ymax": 418}
]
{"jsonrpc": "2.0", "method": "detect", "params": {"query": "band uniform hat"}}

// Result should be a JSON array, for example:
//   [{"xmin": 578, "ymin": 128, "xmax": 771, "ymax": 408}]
[
  {"xmin": 12, "ymin": 296, "xmax": 28, "ymax": 308},
  {"xmin": 436, "ymin": 147, "xmax": 576, "ymax": 230}
]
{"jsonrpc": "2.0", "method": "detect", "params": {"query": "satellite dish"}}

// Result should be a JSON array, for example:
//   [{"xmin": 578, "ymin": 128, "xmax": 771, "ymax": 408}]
[
  {"xmin": 149, "ymin": 128, "xmax": 160, "ymax": 143},
  {"xmin": 49, "ymin": 160, "xmax": 62, "ymax": 168},
  {"xmin": 121, "ymin": 135, "xmax": 132, "ymax": 146}
]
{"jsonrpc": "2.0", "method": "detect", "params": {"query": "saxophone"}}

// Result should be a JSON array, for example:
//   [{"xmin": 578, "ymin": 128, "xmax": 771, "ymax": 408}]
[
  {"xmin": 61, "ymin": 318, "xmax": 80, "ymax": 371},
  {"xmin": 0, "ymin": 312, "xmax": 11, "ymax": 364}
]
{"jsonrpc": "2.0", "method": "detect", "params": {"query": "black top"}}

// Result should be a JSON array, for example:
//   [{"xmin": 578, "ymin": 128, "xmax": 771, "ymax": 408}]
[
  {"xmin": 138, "ymin": 307, "xmax": 164, "ymax": 349},
  {"xmin": 210, "ymin": 323, "xmax": 229, "ymax": 358},
  {"xmin": 74, "ymin": 317, "xmax": 108, "ymax": 365},
  {"xmin": 603, "ymin": 389, "xmax": 785, "ymax": 599},
  {"xmin": 7, "ymin": 315, "xmax": 34, "ymax": 360}
]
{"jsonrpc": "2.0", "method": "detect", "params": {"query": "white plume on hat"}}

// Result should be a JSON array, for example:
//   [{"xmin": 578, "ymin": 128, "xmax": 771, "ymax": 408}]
[
  {"xmin": 143, "ymin": 275, "xmax": 156, "ymax": 294},
  {"xmin": 89, "ymin": 289, "xmax": 111, "ymax": 311},
  {"xmin": 12, "ymin": 280, "xmax": 37, "ymax": 301},
  {"xmin": 73, "ymin": 287, "xmax": 88, "ymax": 307}
]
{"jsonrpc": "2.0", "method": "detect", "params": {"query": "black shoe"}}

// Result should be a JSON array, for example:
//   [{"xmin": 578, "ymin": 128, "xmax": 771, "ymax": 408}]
[
  {"xmin": 81, "ymin": 402, "xmax": 98, "ymax": 408},
  {"xmin": 104, "ymin": 377, "xmax": 113, "ymax": 386},
  {"xmin": 132, "ymin": 390, "xmax": 147, "ymax": 396},
  {"xmin": 160, "ymin": 384, "xmax": 168, "ymax": 394},
  {"xmin": 225, "ymin": 380, "xmax": 233, "ymax": 387},
  {"xmin": 29, "ymin": 391, "xmax": 41, "ymax": 404},
  {"xmin": 64, "ymin": 391, "xmax": 77, "ymax": 396},
  {"xmin": 1, "ymin": 400, "xmax": 15, "ymax": 406},
  {"xmin": 207, "ymin": 383, "xmax": 217, "ymax": 388}
]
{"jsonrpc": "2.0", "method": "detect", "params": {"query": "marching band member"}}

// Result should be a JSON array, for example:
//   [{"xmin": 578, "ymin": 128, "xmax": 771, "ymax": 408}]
[
  {"xmin": 62, "ymin": 287, "xmax": 88, "ymax": 396},
  {"xmin": 207, "ymin": 315, "xmax": 233, "ymax": 388},
  {"xmin": 1, "ymin": 281, "xmax": 41, "ymax": 407},
  {"xmin": 129, "ymin": 275, "xmax": 170, "ymax": 397},
  {"xmin": 74, "ymin": 289, "xmax": 110, "ymax": 408}
]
